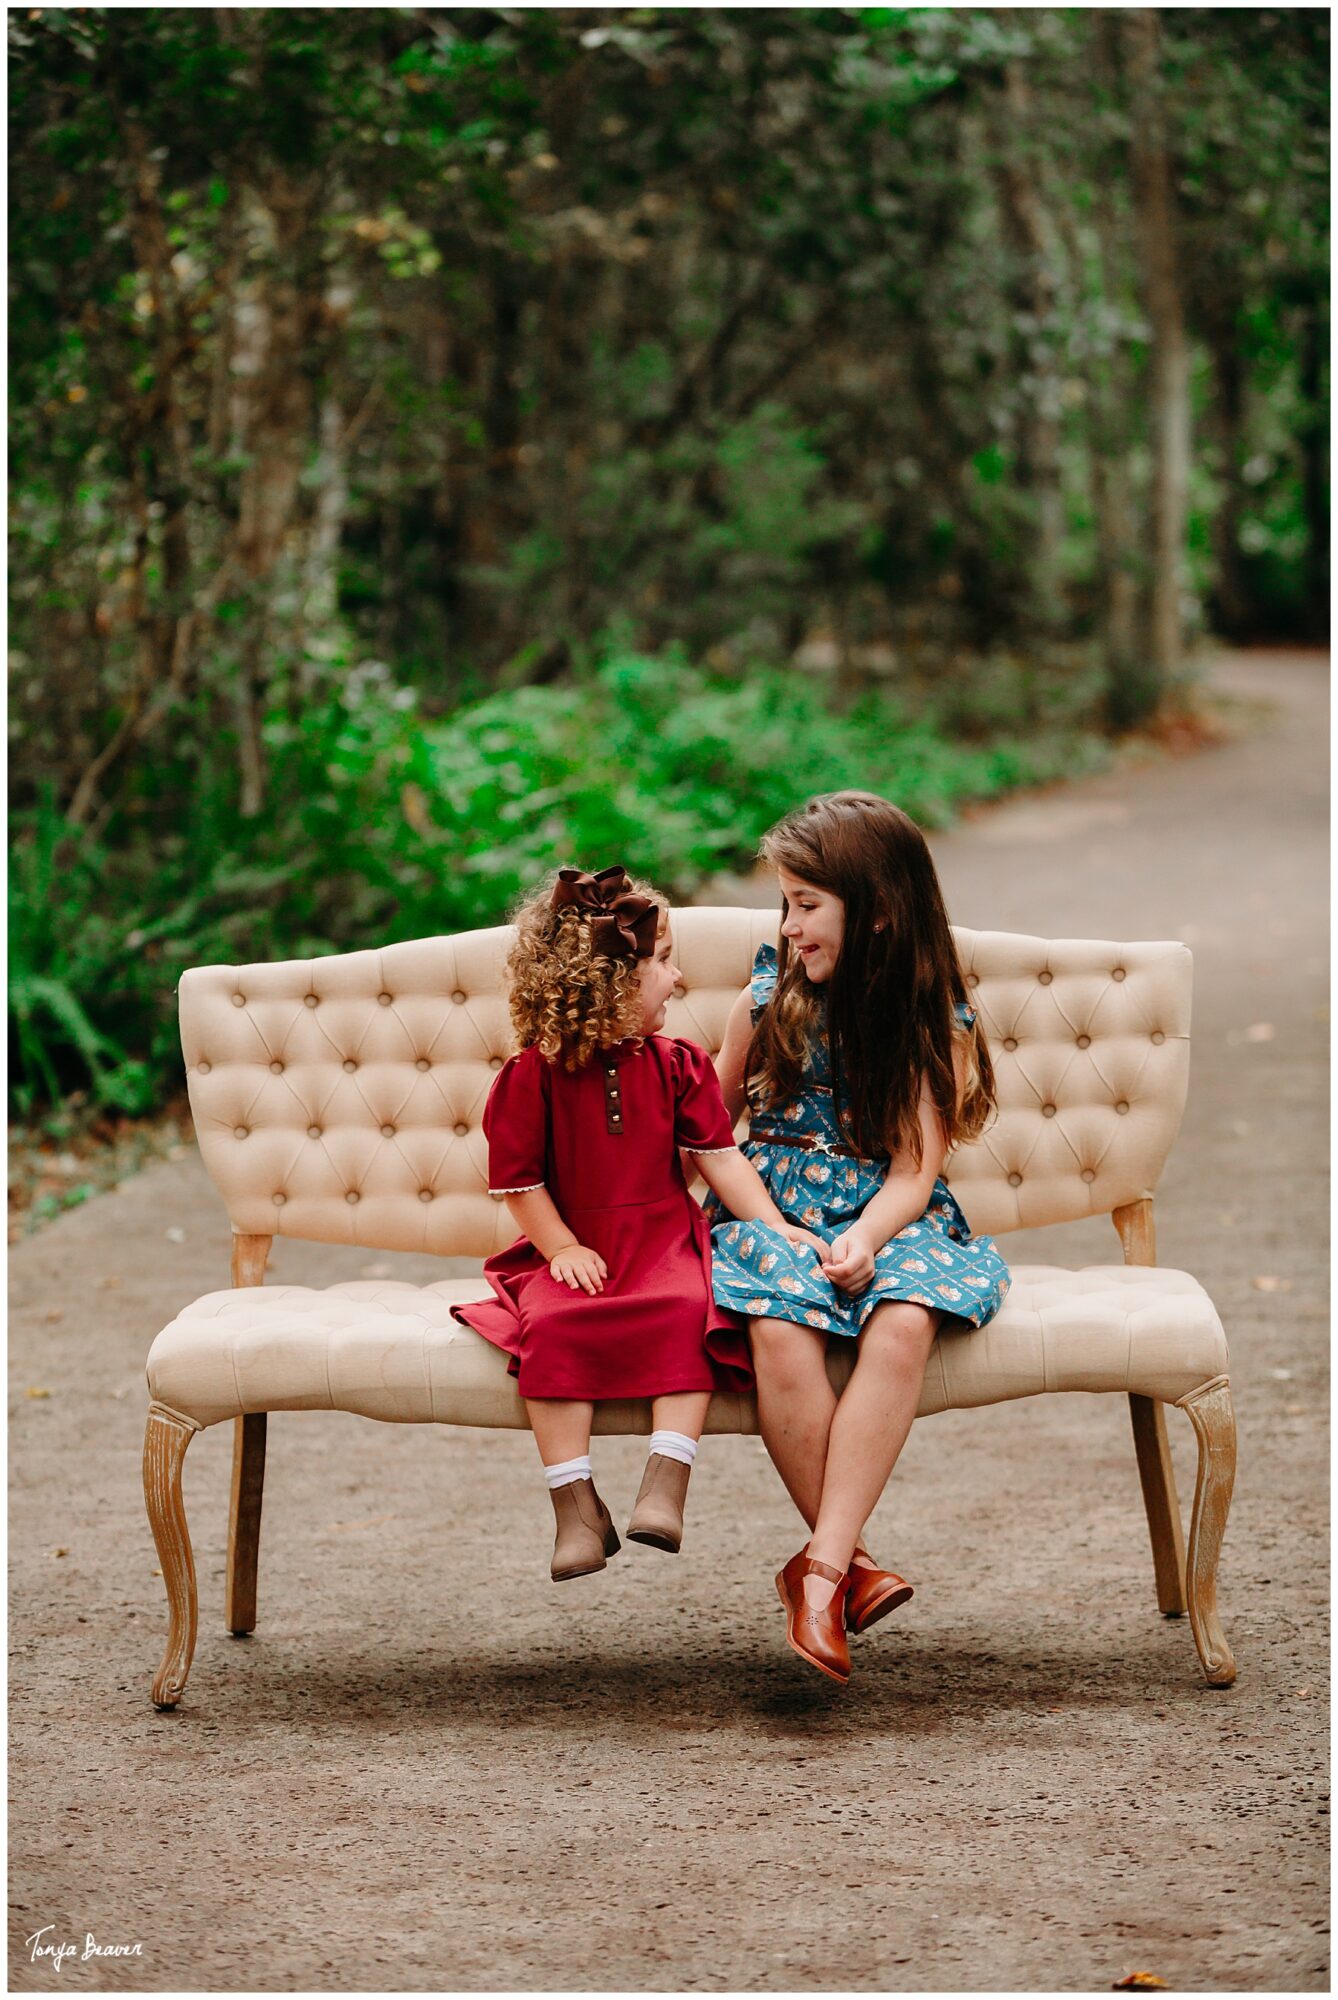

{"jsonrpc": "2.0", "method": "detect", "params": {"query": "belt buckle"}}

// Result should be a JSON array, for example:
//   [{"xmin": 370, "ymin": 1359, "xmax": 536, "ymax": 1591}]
[{"xmin": 813, "ymin": 1135, "xmax": 839, "ymax": 1159}]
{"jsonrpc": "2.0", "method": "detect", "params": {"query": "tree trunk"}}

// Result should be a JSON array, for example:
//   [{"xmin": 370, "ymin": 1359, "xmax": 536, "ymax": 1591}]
[
  {"xmin": 1119, "ymin": 7, "xmax": 1190, "ymax": 720},
  {"xmin": 1297, "ymin": 293, "xmax": 1330, "ymax": 641},
  {"xmin": 991, "ymin": 26, "xmax": 1066, "ymax": 635}
]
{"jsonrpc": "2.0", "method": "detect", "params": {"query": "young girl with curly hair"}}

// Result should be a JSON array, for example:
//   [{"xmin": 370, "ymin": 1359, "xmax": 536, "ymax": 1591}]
[
  {"xmin": 452, "ymin": 864, "xmax": 823, "ymax": 1582},
  {"xmin": 708, "ymin": 792, "xmax": 1011, "ymax": 1685}
]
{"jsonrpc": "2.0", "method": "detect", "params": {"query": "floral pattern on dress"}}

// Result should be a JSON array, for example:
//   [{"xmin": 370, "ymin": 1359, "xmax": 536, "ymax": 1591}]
[{"xmin": 706, "ymin": 942, "xmax": 1011, "ymax": 1339}]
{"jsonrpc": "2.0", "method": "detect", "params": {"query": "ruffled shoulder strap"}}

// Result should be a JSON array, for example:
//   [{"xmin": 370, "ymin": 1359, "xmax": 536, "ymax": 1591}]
[{"xmin": 750, "ymin": 940, "xmax": 780, "ymax": 1019}]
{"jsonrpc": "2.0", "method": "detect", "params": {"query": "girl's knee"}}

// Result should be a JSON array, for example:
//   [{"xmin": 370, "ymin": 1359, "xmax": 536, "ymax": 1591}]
[
  {"xmin": 749, "ymin": 1316, "xmax": 827, "ymax": 1389},
  {"xmin": 859, "ymin": 1302, "xmax": 940, "ymax": 1364}
]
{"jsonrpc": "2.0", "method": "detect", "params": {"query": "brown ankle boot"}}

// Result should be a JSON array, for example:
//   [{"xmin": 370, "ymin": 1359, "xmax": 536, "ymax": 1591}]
[
  {"xmin": 549, "ymin": 1477, "xmax": 620, "ymax": 1581},
  {"xmin": 626, "ymin": 1453, "xmax": 692, "ymax": 1552}
]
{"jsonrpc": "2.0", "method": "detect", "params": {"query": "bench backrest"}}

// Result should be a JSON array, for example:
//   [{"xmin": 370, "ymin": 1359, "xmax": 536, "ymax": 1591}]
[{"xmin": 180, "ymin": 908, "xmax": 1192, "ymax": 1257}]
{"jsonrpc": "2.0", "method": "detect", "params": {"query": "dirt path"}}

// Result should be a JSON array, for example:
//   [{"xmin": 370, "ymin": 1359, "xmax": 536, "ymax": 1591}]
[{"xmin": 9, "ymin": 647, "xmax": 1328, "ymax": 1992}]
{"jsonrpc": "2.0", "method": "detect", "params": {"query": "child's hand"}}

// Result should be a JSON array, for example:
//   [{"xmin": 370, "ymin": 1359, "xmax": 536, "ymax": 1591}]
[
  {"xmin": 776, "ymin": 1222, "xmax": 827, "ymax": 1261},
  {"xmin": 548, "ymin": 1244, "xmax": 608, "ymax": 1295},
  {"xmin": 821, "ymin": 1227, "xmax": 878, "ymax": 1296}
]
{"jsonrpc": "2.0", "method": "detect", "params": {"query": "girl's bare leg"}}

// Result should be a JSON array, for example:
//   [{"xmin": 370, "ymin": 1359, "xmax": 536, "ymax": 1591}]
[
  {"xmin": 749, "ymin": 1316, "xmax": 838, "ymax": 1531},
  {"xmin": 649, "ymin": 1390, "xmax": 712, "ymax": 1440},
  {"xmin": 802, "ymin": 1302, "xmax": 941, "ymax": 1602},
  {"xmin": 525, "ymin": 1398, "xmax": 595, "ymax": 1467}
]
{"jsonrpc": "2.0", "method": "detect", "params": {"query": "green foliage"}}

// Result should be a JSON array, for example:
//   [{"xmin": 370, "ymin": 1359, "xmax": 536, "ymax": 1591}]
[{"xmin": 8, "ymin": 649, "xmax": 1108, "ymax": 1114}]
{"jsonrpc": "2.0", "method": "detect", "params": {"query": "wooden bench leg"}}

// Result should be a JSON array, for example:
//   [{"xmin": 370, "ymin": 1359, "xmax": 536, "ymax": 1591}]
[
  {"xmin": 143, "ymin": 1401, "xmax": 201, "ymax": 1709},
  {"xmin": 226, "ymin": 1413, "xmax": 267, "ymax": 1637},
  {"xmin": 1128, "ymin": 1392, "xmax": 1188, "ymax": 1615},
  {"xmin": 1178, "ymin": 1378, "xmax": 1237, "ymax": 1687}
]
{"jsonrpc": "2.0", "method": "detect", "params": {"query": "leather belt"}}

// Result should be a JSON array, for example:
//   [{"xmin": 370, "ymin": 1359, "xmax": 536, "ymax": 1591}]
[{"xmin": 747, "ymin": 1125, "xmax": 868, "ymax": 1161}]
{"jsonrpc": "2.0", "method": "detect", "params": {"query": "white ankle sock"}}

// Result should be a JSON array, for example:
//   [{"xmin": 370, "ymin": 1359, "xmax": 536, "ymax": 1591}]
[
  {"xmin": 648, "ymin": 1430, "xmax": 698, "ymax": 1468},
  {"xmin": 544, "ymin": 1455, "xmax": 592, "ymax": 1491}
]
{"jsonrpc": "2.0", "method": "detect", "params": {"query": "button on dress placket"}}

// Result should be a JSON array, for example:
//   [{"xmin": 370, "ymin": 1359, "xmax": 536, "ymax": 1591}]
[{"xmin": 603, "ymin": 1057, "xmax": 625, "ymax": 1137}]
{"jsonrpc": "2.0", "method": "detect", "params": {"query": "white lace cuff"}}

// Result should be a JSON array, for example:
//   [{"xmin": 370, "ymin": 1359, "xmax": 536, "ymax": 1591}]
[{"xmin": 489, "ymin": 1182, "xmax": 544, "ymax": 1195}]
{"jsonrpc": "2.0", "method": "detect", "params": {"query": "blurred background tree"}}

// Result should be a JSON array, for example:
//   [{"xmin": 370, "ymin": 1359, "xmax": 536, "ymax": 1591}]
[{"xmin": 7, "ymin": 6, "xmax": 1329, "ymax": 1120}]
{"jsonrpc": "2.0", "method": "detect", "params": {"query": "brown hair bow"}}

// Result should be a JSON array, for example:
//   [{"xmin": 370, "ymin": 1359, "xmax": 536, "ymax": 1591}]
[{"xmin": 550, "ymin": 866, "xmax": 661, "ymax": 961}]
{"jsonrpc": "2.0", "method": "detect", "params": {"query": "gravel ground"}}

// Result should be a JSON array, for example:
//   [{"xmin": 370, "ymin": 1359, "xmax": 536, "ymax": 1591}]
[{"xmin": 8, "ymin": 647, "xmax": 1328, "ymax": 1993}]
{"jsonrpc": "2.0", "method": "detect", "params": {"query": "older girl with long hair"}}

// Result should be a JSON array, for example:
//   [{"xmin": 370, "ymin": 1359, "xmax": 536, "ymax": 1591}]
[{"xmin": 708, "ymin": 792, "xmax": 1011, "ymax": 1684}]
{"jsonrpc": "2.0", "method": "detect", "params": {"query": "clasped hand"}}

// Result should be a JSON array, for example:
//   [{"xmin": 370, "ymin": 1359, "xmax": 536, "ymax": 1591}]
[{"xmin": 778, "ymin": 1220, "xmax": 878, "ymax": 1296}]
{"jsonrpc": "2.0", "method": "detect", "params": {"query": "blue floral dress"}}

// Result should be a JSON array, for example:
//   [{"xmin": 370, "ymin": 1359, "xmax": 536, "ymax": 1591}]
[{"xmin": 706, "ymin": 944, "xmax": 1011, "ymax": 1338}]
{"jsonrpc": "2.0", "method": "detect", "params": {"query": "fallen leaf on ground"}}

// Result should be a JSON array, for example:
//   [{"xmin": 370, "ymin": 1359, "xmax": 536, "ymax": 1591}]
[
  {"xmin": 1252, "ymin": 1275, "xmax": 1292, "ymax": 1292},
  {"xmin": 1113, "ymin": 1976, "xmax": 1169, "ymax": 1992},
  {"xmin": 98, "ymin": 1276, "xmax": 121, "ymax": 1289},
  {"xmin": 1295, "ymin": 1687, "xmax": 1312, "ymax": 1698},
  {"xmin": 44, "ymin": 1308, "xmax": 64, "ymax": 1324},
  {"xmin": 25, "ymin": 1386, "xmax": 51, "ymax": 1399},
  {"xmin": 51, "ymin": 1547, "xmax": 68, "ymax": 1558}
]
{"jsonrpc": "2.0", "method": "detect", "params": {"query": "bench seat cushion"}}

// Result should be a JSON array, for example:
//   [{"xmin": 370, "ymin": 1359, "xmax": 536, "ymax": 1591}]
[{"xmin": 146, "ymin": 1265, "xmax": 1227, "ymax": 1432}]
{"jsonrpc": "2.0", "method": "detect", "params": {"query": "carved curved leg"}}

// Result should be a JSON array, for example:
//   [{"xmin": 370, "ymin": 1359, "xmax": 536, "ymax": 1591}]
[
  {"xmin": 1179, "ymin": 1379, "xmax": 1237, "ymax": 1687},
  {"xmin": 1128, "ymin": 1393, "xmax": 1188, "ymax": 1614},
  {"xmin": 226, "ymin": 1413, "xmax": 267, "ymax": 1636},
  {"xmin": 143, "ymin": 1400, "xmax": 202, "ymax": 1709}
]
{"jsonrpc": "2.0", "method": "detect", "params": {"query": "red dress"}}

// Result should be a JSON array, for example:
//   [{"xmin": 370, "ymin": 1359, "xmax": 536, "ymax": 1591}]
[{"xmin": 451, "ymin": 1036, "xmax": 752, "ymax": 1399}]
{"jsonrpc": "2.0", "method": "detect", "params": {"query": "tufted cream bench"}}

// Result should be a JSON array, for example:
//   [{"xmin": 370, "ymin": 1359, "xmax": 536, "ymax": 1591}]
[{"xmin": 143, "ymin": 909, "xmax": 1235, "ymax": 1706}]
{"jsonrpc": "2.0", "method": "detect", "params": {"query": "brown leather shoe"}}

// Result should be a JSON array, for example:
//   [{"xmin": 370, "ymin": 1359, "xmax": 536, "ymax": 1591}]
[
  {"xmin": 549, "ymin": 1477, "xmax": 620, "ymax": 1581},
  {"xmin": 626, "ymin": 1453, "xmax": 691, "ymax": 1552},
  {"xmin": 775, "ymin": 1549, "xmax": 851, "ymax": 1684},
  {"xmin": 846, "ymin": 1547, "xmax": 914, "ymax": 1633}
]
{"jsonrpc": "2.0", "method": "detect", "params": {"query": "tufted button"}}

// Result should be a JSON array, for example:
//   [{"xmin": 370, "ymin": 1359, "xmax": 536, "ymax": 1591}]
[
  {"xmin": 1151, "ymin": 1030, "xmax": 1165, "ymax": 1045},
  {"xmin": 307, "ymin": 1125, "xmax": 322, "ymax": 1140},
  {"xmin": 1038, "ymin": 970, "xmax": 1053, "ymax": 985},
  {"xmin": 1007, "ymin": 1172, "xmax": 1023, "ymax": 1188},
  {"xmin": 966, "ymin": 972, "xmax": 979, "ymax": 988},
  {"xmin": 454, "ymin": 1122, "xmax": 469, "ymax": 1137},
  {"xmin": 1002, "ymin": 1037, "xmax": 1017, "ymax": 1053},
  {"xmin": 270, "ymin": 1061, "xmax": 284, "ymax": 1075},
  {"xmin": 272, "ymin": 1192, "xmax": 286, "ymax": 1206},
  {"xmin": 343, "ymin": 1059, "xmax": 358, "ymax": 1073},
  {"xmin": 233, "ymin": 1126, "xmax": 249, "ymax": 1140},
  {"xmin": 490, "ymin": 1191, "xmax": 504, "ymax": 1202},
  {"xmin": 452, "ymin": 990, "xmax": 467, "ymax": 1004},
  {"xmin": 1081, "ymin": 1168, "xmax": 1096, "ymax": 1183},
  {"xmin": 378, "ymin": 992, "xmax": 392, "ymax": 1006},
  {"xmin": 419, "ymin": 1188, "xmax": 433, "ymax": 1203},
  {"xmin": 1111, "ymin": 967, "xmax": 1126, "ymax": 982},
  {"xmin": 197, "ymin": 1061, "xmax": 211, "ymax": 1076},
  {"xmin": 304, "ymin": 994, "xmax": 319, "ymax": 1008},
  {"xmin": 1076, "ymin": 1034, "xmax": 1091, "ymax": 1049},
  {"xmin": 232, "ymin": 993, "xmax": 246, "ymax": 1007},
  {"xmin": 489, "ymin": 1058, "xmax": 503, "ymax": 1071},
  {"xmin": 1116, "ymin": 1100, "xmax": 1130, "ymax": 1114},
  {"xmin": 415, "ymin": 1058, "xmax": 431, "ymax": 1072},
  {"xmin": 345, "ymin": 1190, "xmax": 360, "ymax": 1205},
  {"xmin": 380, "ymin": 1124, "xmax": 396, "ymax": 1138},
  {"xmin": 1041, "ymin": 1103, "xmax": 1056, "ymax": 1118}
]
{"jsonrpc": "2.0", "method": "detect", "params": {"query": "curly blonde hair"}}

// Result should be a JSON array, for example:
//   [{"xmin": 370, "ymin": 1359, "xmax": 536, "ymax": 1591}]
[{"xmin": 507, "ymin": 871, "xmax": 668, "ymax": 1071}]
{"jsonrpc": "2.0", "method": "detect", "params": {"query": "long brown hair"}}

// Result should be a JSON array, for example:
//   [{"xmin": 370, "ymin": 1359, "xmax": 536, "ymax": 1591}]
[
  {"xmin": 507, "ymin": 871, "xmax": 666, "ymax": 1071},
  {"xmin": 746, "ymin": 791, "xmax": 997, "ymax": 1168}
]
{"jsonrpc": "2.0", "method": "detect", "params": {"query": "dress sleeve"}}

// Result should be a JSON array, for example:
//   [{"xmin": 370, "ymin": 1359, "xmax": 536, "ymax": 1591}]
[
  {"xmin": 671, "ymin": 1038, "xmax": 739, "ymax": 1155},
  {"xmin": 749, "ymin": 941, "xmax": 780, "ymax": 1024},
  {"xmin": 481, "ymin": 1047, "xmax": 550, "ymax": 1194}
]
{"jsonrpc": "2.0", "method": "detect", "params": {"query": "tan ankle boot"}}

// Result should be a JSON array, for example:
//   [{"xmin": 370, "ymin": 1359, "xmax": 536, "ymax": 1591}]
[
  {"xmin": 626, "ymin": 1453, "xmax": 692, "ymax": 1553},
  {"xmin": 549, "ymin": 1477, "xmax": 620, "ymax": 1581}
]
